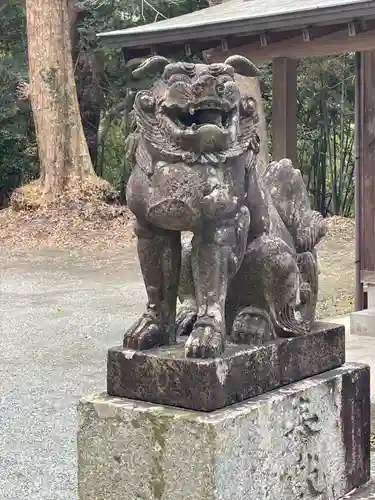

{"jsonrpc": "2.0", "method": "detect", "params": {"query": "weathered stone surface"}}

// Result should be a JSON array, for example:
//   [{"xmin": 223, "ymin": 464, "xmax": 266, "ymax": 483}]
[
  {"xmin": 123, "ymin": 55, "xmax": 327, "ymax": 359},
  {"xmin": 350, "ymin": 308, "xmax": 375, "ymax": 337},
  {"xmin": 108, "ymin": 321, "xmax": 345, "ymax": 411},
  {"xmin": 367, "ymin": 284, "xmax": 375, "ymax": 309},
  {"xmin": 78, "ymin": 363, "xmax": 370, "ymax": 500}
]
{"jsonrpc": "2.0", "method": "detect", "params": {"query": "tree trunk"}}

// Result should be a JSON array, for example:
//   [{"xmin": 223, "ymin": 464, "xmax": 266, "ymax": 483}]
[
  {"xmin": 71, "ymin": 9, "xmax": 105, "ymax": 170},
  {"xmin": 13, "ymin": 0, "xmax": 112, "ymax": 209}
]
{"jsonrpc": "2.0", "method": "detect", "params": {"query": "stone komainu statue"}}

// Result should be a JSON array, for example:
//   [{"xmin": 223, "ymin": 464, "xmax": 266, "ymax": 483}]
[{"xmin": 124, "ymin": 55, "xmax": 327, "ymax": 358}]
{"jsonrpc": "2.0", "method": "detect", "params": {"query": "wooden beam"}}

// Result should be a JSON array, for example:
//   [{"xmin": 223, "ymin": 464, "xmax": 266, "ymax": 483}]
[
  {"xmin": 272, "ymin": 58, "xmax": 297, "ymax": 165},
  {"xmin": 360, "ymin": 51, "xmax": 375, "ymax": 278},
  {"xmin": 207, "ymin": 27, "xmax": 375, "ymax": 64},
  {"xmin": 360, "ymin": 271, "xmax": 375, "ymax": 285}
]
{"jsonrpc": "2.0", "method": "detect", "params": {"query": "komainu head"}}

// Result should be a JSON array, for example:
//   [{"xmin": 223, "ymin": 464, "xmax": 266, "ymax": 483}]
[{"xmin": 132, "ymin": 55, "xmax": 260, "ymax": 165}]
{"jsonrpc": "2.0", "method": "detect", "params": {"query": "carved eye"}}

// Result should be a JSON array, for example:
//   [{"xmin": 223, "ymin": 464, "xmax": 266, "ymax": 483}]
[
  {"xmin": 167, "ymin": 73, "xmax": 191, "ymax": 85},
  {"xmin": 216, "ymin": 83, "xmax": 225, "ymax": 95},
  {"xmin": 241, "ymin": 97, "xmax": 257, "ymax": 116},
  {"xmin": 139, "ymin": 93, "xmax": 155, "ymax": 111}
]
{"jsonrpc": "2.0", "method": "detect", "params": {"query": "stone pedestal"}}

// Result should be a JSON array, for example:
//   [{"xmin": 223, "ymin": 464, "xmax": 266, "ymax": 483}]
[
  {"xmin": 107, "ymin": 322, "xmax": 345, "ymax": 411},
  {"xmin": 351, "ymin": 308, "xmax": 375, "ymax": 337},
  {"xmin": 367, "ymin": 284, "xmax": 375, "ymax": 309},
  {"xmin": 78, "ymin": 363, "xmax": 370, "ymax": 500}
]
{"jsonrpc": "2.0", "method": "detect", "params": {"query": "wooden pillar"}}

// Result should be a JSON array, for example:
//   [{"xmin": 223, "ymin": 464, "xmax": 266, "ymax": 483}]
[
  {"xmin": 359, "ymin": 51, "xmax": 375, "ymax": 294},
  {"xmin": 272, "ymin": 57, "xmax": 297, "ymax": 165},
  {"xmin": 355, "ymin": 52, "xmax": 363, "ymax": 311}
]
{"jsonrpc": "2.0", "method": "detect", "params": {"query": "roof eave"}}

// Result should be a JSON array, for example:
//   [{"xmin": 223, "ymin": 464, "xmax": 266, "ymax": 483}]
[{"xmin": 98, "ymin": 2, "xmax": 375, "ymax": 49}]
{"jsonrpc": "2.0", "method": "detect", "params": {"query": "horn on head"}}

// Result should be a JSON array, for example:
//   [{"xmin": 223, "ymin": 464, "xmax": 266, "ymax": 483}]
[
  {"xmin": 132, "ymin": 56, "xmax": 171, "ymax": 79},
  {"xmin": 224, "ymin": 55, "xmax": 260, "ymax": 77}
]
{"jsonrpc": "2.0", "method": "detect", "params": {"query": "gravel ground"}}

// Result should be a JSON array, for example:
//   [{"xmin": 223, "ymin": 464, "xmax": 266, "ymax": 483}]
[{"xmin": 0, "ymin": 247, "xmax": 144, "ymax": 500}]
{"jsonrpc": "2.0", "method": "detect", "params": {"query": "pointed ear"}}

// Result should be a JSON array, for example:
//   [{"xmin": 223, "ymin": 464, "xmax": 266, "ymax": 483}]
[
  {"xmin": 132, "ymin": 56, "xmax": 171, "ymax": 79},
  {"xmin": 224, "ymin": 55, "xmax": 260, "ymax": 77}
]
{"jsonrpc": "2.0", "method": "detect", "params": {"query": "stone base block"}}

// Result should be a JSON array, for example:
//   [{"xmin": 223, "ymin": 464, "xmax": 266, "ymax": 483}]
[
  {"xmin": 366, "ymin": 283, "xmax": 375, "ymax": 309},
  {"xmin": 108, "ymin": 321, "xmax": 345, "ymax": 411},
  {"xmin": 343, "ymin": 479, "xmax": 375, "ymax": 498},
  {"xmin": 351, "ymin": 309, "xmax": 375, "ymax": 337},
  {"xmin": 78, "ymin": 363, "xmax": 370, "ymax": 500}
]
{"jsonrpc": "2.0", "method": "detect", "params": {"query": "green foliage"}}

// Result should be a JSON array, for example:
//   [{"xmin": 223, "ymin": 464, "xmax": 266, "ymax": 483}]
[
  {"xmin": 101, "ymin": 119, "xmax": 127, "ymax": 188},
  {"xmin": 0, "ymin": 0, "xmax": 38, "ymax": 206},
  {"xmin": 297, "ymin": 54, "xmax": 355, "ymax": 216},
  {"xmin": 260, "ymin": 55, "xmax": 355, "ymax": 216}
]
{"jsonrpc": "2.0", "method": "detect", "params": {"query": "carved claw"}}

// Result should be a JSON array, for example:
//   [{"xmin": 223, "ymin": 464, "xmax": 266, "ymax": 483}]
[
  {"xmin": 176, "ymin": 307, "xmax": 197, "ymax": 337},
  {"xmin": 185, "ymin": 318, "xmax": 224, "ymax": 358},
  {"xmin": 123, "ymin": 312, "xmax": 171, "ymax": 350}
]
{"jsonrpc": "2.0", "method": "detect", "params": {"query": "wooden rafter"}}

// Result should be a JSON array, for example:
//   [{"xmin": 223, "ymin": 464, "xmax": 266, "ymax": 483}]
[{"xmin": 207, "ymin": 23, "xmax": 375, "ymax": 63}]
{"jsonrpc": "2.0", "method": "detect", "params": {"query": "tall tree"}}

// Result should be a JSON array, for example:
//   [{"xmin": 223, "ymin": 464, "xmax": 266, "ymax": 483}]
[{"xmin": 12, "ymin": 0, "xmax": 113, "ymax": 209}]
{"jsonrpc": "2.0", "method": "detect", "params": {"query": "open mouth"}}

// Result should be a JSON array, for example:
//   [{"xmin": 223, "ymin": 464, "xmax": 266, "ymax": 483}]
[
  {"xmin": 162, "ymin": 105, "xmax": 235, "ymax": 132},
  {"xmin": 158, "ymin": 100, "xmax": 240, "ymax": 154}
]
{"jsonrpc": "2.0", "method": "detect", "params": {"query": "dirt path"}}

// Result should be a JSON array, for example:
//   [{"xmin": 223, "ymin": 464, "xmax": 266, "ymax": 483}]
[{"xmin": 316, "ymin": 216, "xmax": 355, "ymax": 318}]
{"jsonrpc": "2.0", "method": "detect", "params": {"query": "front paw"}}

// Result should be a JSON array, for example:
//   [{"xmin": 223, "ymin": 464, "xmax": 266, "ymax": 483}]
[
  {"xmin": 185, "ymin": 318, "xmax": 224, "ymax": 358},
  {"xmin": 124, "ymin": 313, "xmax": 170, "ymax": 350}
]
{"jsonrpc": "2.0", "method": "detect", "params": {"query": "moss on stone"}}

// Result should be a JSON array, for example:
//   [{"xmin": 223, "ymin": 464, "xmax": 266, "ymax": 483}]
[{"xmin": 145, "ymin": 412, "xmax": 168, "ymax": 499}]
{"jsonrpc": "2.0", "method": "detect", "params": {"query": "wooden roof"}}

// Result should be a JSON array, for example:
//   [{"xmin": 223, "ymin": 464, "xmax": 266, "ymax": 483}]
[{"xmin": 98, "ymin": 0, "xmax": 375, "ymax": 49}]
